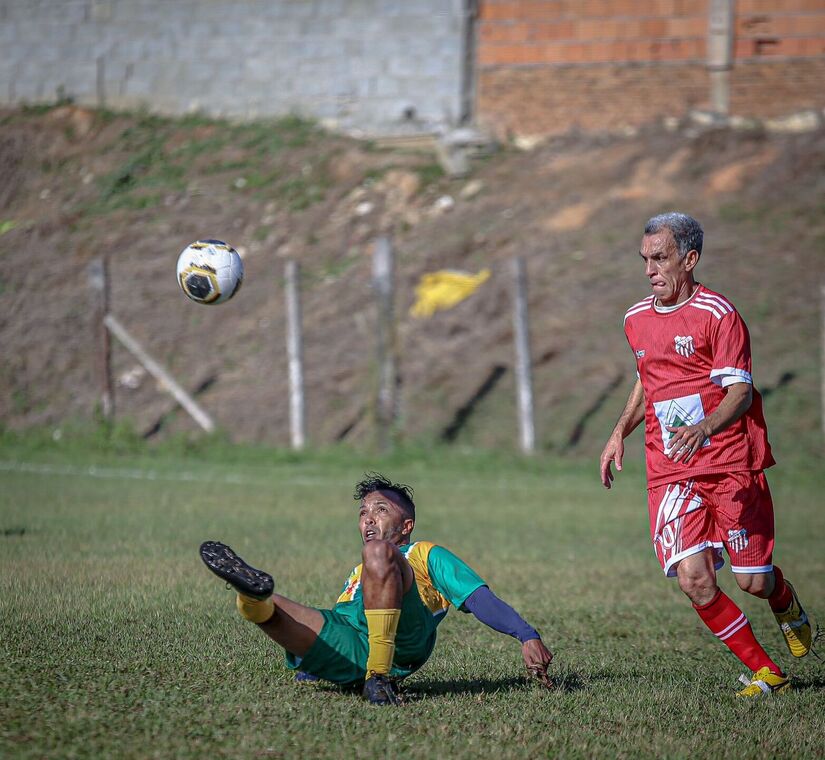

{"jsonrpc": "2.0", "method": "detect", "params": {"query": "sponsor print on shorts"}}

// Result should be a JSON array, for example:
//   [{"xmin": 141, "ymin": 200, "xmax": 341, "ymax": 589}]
[
  {"xmin": 653, "ymin": 482, "xmax": 703, "ymax": 568},
  {"xmin": 654, "ymin": 481, "xmax": 703, "ymax": 536},
  {"xmin": 652, "ymin": 393, "xmax": 711, "ymax": 454},
  {"xmin": 727, "ymin": 528, "xmax": 749, "ymax": 553}
]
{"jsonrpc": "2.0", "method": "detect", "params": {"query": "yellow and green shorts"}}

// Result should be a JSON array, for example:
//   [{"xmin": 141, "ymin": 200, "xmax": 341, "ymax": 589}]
[{"xmin": 284, "ymin": 584, "xmax": 437, "ymax": 686}]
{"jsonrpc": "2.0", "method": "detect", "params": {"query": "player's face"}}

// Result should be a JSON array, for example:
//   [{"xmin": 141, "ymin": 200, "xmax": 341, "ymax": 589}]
[
  {"xmin": 639, "ymin": 230, "xmax": 696, "ymax": 306},
  {"xmin": 358, "ymin": 491, "xmax": 413, "ymax": 546}
]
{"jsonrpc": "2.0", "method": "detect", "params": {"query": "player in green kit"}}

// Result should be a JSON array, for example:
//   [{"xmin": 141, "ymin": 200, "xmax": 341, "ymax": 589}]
[{"xmin": 200, "ymin": 473, "xmax": 553, "ymax": 705}]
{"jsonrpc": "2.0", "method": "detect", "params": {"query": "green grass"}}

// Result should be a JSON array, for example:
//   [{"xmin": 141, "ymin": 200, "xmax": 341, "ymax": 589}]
[
  {"xmin": 72, "ymin": 111, "xmax": 324, "ymax": 216},
  {"xmin": 1, "ymin": 438, "xmax": 824, "ymax": 758},
  {"xmin": 413, "ymin": 161, "xmax": 445, "ymax": 187}
]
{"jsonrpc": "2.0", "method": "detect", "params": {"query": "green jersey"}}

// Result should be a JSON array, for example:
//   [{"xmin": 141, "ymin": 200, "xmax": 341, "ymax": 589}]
[{"xmin": 334, "ymin": 540, "xmax": 486, "ymax": 634}]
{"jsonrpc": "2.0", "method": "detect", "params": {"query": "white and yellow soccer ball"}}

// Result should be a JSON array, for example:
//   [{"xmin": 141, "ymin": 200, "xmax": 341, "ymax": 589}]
[{"xmin": 176, "ymin": 239, "xmax": 244, "ymax": 305}]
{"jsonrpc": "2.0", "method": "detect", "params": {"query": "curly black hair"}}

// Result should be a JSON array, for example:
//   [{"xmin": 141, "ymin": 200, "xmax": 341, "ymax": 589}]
[{"xmin": 353, "ymin": 472, "xmax": 416, "ymax": 520}]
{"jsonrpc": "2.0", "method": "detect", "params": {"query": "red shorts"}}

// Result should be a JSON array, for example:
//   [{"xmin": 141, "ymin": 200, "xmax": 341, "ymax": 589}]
[{"xmin": 647, "ymin": 471, "xmax": 774, "ymax": 577}]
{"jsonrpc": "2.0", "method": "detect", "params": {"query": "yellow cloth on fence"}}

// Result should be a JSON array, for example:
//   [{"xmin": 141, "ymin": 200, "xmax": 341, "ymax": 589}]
[{"xmin": 410, "ymin": 269, "xmax": 491, "ymax": 318}]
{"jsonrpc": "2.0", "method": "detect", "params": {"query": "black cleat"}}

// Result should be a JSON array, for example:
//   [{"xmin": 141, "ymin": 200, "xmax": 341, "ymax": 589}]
[
  {"xmin": 362, "ymin": 674, "xmax": 400, "ymax": 706},
  {"xmin": 199, "ymin": 540, "xmax": 274, "ymax": 600}
]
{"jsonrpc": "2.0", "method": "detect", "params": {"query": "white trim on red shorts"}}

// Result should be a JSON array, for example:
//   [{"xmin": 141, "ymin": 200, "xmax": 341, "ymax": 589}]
[
  {"xmin": 730, "ymin": 564, "xmax": 773, "ymax": 574},
  {"xmin": 662, "ymin": 541, "xmax": 724, "ymax": 577}
]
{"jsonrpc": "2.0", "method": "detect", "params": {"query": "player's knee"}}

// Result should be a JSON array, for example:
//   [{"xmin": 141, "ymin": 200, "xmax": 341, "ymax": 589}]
[
  {"xmin": 361, "ymin": 540, "xmax": 396, "ymax": 572},
  {"xmin": 677, "ymin": 568, "xmax": 717, "ymax": 605},
  {"xmin": 735, "ymin": 572, "xmax": 772, "ymax": 598}
]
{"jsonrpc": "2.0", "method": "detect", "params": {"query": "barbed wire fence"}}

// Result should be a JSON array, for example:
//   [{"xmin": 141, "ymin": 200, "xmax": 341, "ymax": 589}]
[
  {"xmin": 88, "ymin": 249, "xmax": 825, "ymax": 455},
  {"xmin": 86, "ymin": 234, "xmax": 540, "ymax": 454}
]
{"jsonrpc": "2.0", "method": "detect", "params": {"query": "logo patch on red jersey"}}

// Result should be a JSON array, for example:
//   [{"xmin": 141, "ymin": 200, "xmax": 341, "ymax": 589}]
[{"xmin": 674, "ymin": 335, "xmax": 695, "ymax": 357}]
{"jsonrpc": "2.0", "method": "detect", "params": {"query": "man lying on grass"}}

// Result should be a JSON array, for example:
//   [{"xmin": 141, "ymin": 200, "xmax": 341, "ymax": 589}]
[{"xmin": 200, "ymin": 472, "xmax": 553, "ymax": 705}]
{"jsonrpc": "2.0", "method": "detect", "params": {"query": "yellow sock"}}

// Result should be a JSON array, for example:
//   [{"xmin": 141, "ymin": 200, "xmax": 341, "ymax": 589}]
[
  {"xmin": 236, "ymin": 593, "xmax": 275, "ymax": 624},
  {"xmin": 365, "ymin": 608, "xmax": 401, "ymax": 676}
]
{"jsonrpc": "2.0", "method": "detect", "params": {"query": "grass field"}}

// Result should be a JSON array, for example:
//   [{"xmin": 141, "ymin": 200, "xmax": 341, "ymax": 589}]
[{"xmin": 1, "ymin": 434, "xmax": 824, "ymax": 758}]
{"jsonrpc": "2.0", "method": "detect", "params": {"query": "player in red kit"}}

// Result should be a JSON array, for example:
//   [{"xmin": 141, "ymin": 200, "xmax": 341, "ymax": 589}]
[{"xmin": 600, "ymin": 212, "xmax": 813, "ymax": 697}]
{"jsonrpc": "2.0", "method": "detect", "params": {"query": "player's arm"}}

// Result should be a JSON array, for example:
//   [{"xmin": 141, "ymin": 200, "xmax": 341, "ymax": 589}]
[
  {"xmin": 666, "ymin": 381, "xmax": 752, "ymax": 464},
  {"xmin": 600, "ymin": 378, "xmax": 645, "ymax": 489},
  {"xmin": 426, "ymin": 546, "xmax": 553, "ymax": 687},
  {"xmin": 462, "ymin": 587, "xmax": 553, "ymax": 687}
]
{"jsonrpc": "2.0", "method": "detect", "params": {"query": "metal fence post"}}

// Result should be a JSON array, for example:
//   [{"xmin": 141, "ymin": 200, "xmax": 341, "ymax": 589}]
[
  {"xmin": 87, "ymin": 257, "xmax": 114, "ymax": 422},
  {"xmin": 285, "ymin": 259, "xmax": 306, "ymax": 450},
  {"xmin": 373, "ymin": 237, "xmax": 397, "ymax": 452},
  {"xmin": 512, "ymin": 257, "xmax": 535, "ymax": 454}
]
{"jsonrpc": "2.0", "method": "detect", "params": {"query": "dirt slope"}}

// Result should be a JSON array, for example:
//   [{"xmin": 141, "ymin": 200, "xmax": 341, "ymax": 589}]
[{"xmin": 1, "ymin": 106, "xmax": 823, "ymax": 456}]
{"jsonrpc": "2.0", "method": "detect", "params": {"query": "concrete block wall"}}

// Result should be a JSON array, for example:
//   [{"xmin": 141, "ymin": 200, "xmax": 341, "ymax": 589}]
[
  {"xmin": 477, "ymin": 0, "xmax": 825, "ymax": 138},
  {"xmin": 0, "ymin": 0, "xmax": 467, "ymax": 135}
]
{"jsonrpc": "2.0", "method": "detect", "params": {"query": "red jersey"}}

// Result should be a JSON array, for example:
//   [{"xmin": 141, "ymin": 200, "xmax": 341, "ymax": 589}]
[{"xmin": 623, "ymin": 284, "xmax": 774, "ymax": 488}]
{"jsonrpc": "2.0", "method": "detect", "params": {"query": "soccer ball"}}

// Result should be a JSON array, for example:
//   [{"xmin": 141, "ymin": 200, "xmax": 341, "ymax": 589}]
[{"xmin": 176, "ymin": 239, "xmax": 244, "ymax": 305}]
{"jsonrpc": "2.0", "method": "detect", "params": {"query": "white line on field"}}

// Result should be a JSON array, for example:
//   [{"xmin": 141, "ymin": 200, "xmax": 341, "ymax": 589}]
[
  {"xmin": 0, "ymin": 460, "xmax": 310, "ymax": 487},
  {"xmin": 0, "ymin": 460, "xmax": 570, "ymax": 493}
]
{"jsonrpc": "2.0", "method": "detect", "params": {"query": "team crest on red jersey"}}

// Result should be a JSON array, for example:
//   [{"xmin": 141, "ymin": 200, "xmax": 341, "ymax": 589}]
[{"xmin": 674, "ymin": 335, "xmax": 695, "ymax": 357}]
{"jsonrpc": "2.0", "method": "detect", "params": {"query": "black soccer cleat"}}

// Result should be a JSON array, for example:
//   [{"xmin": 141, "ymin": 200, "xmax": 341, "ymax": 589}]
[
  {"xmin": 362, "ymin": 674, "xmax": 401, "ymax": 706},
  {"xmin": 199, "ymin": 540, "xmax": 274, "ymax": 600}
]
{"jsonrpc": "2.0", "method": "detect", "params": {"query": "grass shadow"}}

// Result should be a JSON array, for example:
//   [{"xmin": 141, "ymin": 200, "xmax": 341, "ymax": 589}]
[
  {"xmin": 788, "ymin": 673, "xmax": 825, "ymax": 691},
  {"xmin": 404, "ymin": 669, "xmax": 588, "ymax": 698}
]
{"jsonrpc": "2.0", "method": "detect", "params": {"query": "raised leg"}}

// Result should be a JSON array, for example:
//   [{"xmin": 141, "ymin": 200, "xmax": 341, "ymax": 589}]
[
  {"xmin": 361, "ymin": 539, "xmax": 414, "ymax": 609},
  {"xmin": 199, "ymin": 540, "xmax": 325, "ymax": 659},
  {"xmin": 256, "ymin": 594, "xmax": 325, "ymax": 658}
]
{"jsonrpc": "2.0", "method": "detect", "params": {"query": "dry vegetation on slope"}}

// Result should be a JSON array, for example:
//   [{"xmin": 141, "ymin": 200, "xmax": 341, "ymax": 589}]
[{"xmin": 1, "ymin": 105, "xmax": 823, "ymax": 456}]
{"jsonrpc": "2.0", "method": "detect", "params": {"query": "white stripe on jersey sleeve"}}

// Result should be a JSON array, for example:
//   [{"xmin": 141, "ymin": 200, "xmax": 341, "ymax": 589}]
[
  {"xmin": 710, "ymin": 367, "xmax": 753, "ymax": 386},
  {"xmin": 689, "ymin": 301, "xmax": 724, "ymax": 319},
  {"xmin": 697, "ymin": 293, "xmax": 735, "ymax": 313},
  {"xmin": 623, "ymin": 308, "xmax": 649, "ymax": 324},
  {"xmin": 695, "ymin": 297, "xmax": 731, "ymax": 315},
  {"xmin": 623, "ymin": 298, "xmax": 654, "ymax": 324}
]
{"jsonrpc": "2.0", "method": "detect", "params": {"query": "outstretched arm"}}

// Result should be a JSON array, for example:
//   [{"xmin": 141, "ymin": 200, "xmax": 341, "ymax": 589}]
[
  {"xmin": 463, "ymin": 586, "xmax": 553, "ymax": 688},
  {"xmin": 600, "ymin": 378, "xmax": 645, "ymax": 489}
]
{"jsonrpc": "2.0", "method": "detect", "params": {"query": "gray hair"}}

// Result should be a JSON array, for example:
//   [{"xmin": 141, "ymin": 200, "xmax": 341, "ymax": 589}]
[{"xmin": 644, "ymin": 212, "xmax": 703, "ymax": 259}]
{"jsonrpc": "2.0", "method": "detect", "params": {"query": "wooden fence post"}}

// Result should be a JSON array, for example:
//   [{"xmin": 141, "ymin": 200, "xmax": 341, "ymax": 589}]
[
  {"xmin": 103, "ymin": 314, "xmax": 215, "ymax": 434},
  {"xmin": 87, "ymin": 257, "xmax": 114, "ymax": 422},
  {"xmin": 372, "ymin": 236, "xmax": 397, "ymax": 452},
  {"xmin": 512, "ymin": 257, "xmax": 535, "ymax": 454},
  {"xmin": 285, "ymin": 259, "xmax": 306, "ymax": 450}
]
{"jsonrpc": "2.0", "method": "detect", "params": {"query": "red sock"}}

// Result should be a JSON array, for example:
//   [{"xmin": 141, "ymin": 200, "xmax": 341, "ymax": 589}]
[
  {"xmin": 768, "ymin": 565, "xmax": 792, "ymax": 613},
  {"xmin": 693, "ymin": 590, "xmax": 782, "ymax": 675}
]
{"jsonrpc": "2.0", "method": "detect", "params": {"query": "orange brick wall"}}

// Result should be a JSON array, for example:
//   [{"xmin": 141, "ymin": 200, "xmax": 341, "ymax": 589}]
[
  {"xmin": 476, "ymin": 0, "xmax": 825, "ymax": 137},
  {"xmin": 479, "ymin": 0, "xmax": 709, "ymax": 66}
]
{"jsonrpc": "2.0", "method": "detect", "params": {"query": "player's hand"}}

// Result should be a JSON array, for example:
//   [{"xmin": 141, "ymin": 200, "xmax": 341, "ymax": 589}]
[
  {"xmin": 522, "ymin": 638, "xmax": 553, "ymax": 689},
  {"xmin": 665, "ymin": 423, "xmax": 709, "ymax": 463},
  {"xmin": 599, "ymin": 432, "xmax": 624, "ymax": 489}
]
